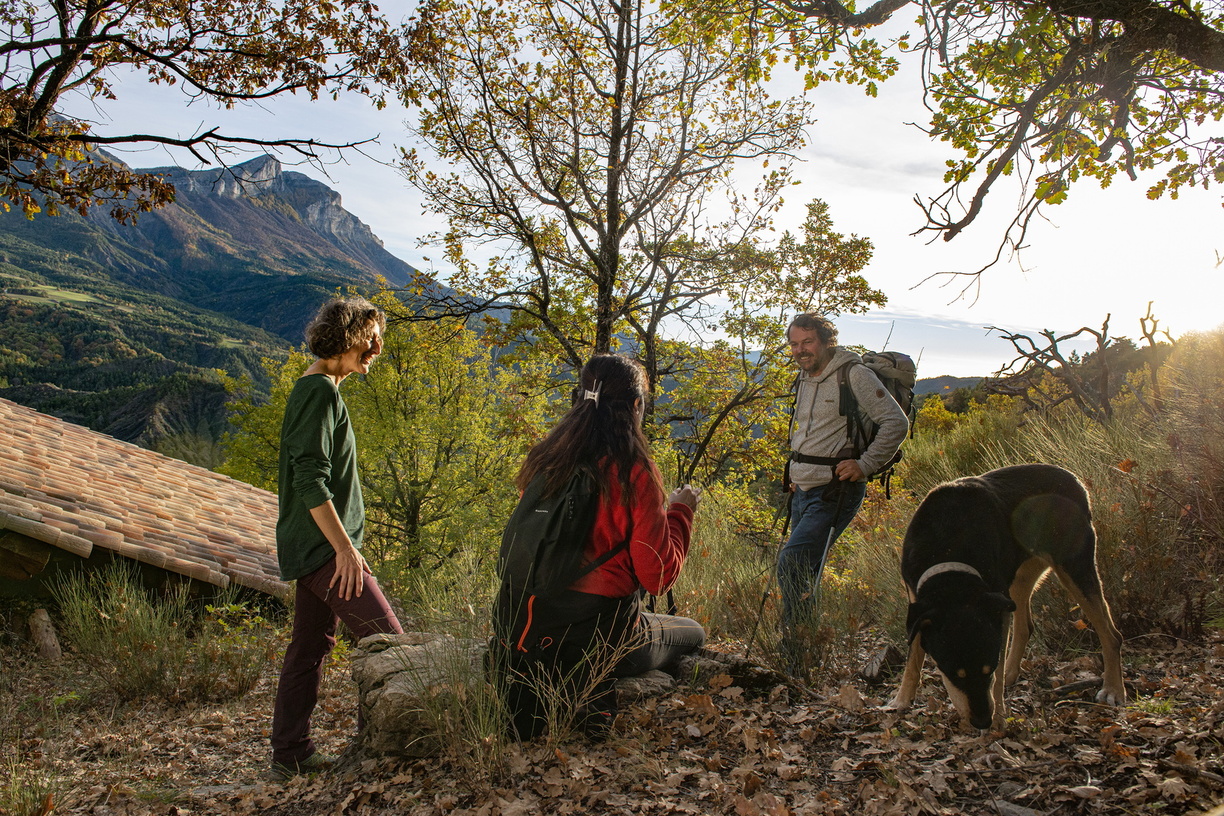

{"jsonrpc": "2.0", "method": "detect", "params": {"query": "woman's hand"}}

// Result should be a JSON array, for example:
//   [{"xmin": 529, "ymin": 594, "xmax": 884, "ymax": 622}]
[
  {"xmin": 329, "ymin": 543, "xmax": 370, "ymax": 601},
  {"xmin": 669, "ymin": 484, "xmax": 703, "ymax": 512},
  {"xmin": 309, "ymin": 500, "xmax": 373, "ymax": 601}
]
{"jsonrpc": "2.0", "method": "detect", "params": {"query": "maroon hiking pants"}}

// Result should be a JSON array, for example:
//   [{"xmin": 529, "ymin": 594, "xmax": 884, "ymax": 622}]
[{"xmin": 270, "ymin": 557, "xmax": 402, "ymax": 765}]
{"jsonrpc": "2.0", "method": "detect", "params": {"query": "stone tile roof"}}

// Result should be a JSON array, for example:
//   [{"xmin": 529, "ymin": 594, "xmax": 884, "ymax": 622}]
[{"xmin": 0, "ymin": 398, "xmax": 288, "ymax": 599}]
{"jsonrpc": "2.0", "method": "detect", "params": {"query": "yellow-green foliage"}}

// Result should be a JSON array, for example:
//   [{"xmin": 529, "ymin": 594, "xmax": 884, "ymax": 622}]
[
  {"xmin": 220, "ymin": 295, "xmax": 552, "ymax": 586},
  {"xmin": 901, "ymin": 394, "xmax": 1024, "ymax": 495},
  {"xmin": 349, "ymin": 294, "xmax": 550, "ymax": 577}
]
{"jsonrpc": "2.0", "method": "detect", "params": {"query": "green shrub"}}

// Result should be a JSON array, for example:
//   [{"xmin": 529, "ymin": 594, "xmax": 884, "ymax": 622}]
[
  {"xmin": 51, "ymin": 562, "xmax": 278, "ymax": 703},
  {"xmin": 899, "ymin": 394, "xmax": 1023, "ymax": 497},
  {"xmin": 182, "ymin": 598, "xmax": 280, "ymax": 701}
]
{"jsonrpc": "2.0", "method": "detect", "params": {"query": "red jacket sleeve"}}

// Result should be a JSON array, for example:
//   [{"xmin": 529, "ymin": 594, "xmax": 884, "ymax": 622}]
[{"xmin": 569, "ymin": 461, "xmax": 694, "ymax": 598}]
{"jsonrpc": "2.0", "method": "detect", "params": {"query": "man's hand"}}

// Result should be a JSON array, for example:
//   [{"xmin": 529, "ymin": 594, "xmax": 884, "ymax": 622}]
[{"xmin": 835, "ymin": 459, "xmax": 866, "ymax": 482}]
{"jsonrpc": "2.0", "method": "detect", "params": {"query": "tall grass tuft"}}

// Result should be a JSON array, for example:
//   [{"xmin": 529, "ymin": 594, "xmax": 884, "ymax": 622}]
[
  {"xmin": 391, "ymin": 541, "xmax": 509, "ymax": 775},
  {"xmin": 51, "ymin": 561, "xmax": 278, "ymax": 703},
  {"xmin": 677, "ymin": 481, "xmax": 914, "ymax": 680},
  {"xmin": 672, "ymin": 482, "xmax": 777, "ymax": 649},
  {"xmin": 0, "ymin": 753, "xmax": 54, "ymax": 816}
]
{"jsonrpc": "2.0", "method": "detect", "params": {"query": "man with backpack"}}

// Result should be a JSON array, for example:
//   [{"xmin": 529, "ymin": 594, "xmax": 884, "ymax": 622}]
[{"xmin": 778, "ymin": 313, "xmax": 909, "ymax": 671}]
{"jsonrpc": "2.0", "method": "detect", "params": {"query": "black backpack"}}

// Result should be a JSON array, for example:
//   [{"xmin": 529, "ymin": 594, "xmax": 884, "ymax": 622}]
[
  {"xmin": 496, "ymin": 467, "xmax": 603, "ymax": 599},
  {"xmin": 491, "ymin": 467, "xmax": 633, "ymax": 740}
]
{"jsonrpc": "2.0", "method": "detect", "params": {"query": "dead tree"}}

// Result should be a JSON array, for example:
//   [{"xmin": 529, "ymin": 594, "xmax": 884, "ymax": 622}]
[
  {"xmin": 985, "ymin": 317, "xmax": 1116, "ymax": 423},
  {"xmin": 1135, "ymin": 302, "xmax": 1175, "ymax": 416}
]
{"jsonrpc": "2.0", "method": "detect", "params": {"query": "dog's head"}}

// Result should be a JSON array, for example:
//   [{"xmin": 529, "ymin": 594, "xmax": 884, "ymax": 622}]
[{"xmin": 907, "ymin": 587, "xmax": 1016, "ymax": 730}]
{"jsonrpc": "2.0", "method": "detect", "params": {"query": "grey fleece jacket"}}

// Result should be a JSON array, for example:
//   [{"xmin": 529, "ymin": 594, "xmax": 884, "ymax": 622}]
[{"xmin": 789, "ymin": 347, "xmax": 910, "ymax": 491}]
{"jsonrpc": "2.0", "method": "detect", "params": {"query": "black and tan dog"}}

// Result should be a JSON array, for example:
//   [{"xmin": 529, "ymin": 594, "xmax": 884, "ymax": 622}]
[{"xmin": 886, "ymin": 464, "xmax": 1126, "ymax": 730}]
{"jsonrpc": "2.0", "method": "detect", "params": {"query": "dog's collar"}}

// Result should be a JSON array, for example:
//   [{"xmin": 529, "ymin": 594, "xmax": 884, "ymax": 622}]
[{"xmin": 915, "ymin": 562, "xmax": 983, "ymax": 593}]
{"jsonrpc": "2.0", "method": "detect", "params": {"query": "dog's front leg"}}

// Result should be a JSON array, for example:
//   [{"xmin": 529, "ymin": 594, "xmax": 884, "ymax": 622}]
[
  {"xmin": 1005, "ymin": 560, "xmax": 1048, "ymax": 686},
  {"xmin": 885, "ymin": 638, "xmax": 926, "ymax": 711},
  {"xmin": 991, "ymin": 615, "xmax": 1010, "ymax": 730}
]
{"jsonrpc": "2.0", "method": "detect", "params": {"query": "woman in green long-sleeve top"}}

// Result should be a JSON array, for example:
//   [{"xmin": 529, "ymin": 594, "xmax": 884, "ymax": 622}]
[{"xmin": 269, "ymin": 296, "xmax": 403, "ymax": 781}]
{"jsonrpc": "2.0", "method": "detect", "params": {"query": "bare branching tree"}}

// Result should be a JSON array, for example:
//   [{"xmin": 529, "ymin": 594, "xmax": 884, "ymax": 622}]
[
  {"xmin": 399, "ymin": 0, "xmax": 811, "ymax": 376},
  {"xmin": 1, "ymin": 0, "xmax": 413, "ymax": 222},
  {"xmin": 985, "ymin": 317, "xmax": 1118, "ymax": 422}
]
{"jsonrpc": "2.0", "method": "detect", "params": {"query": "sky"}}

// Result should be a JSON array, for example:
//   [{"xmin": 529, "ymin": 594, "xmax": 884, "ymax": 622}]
[{"xmin": 60, "ymin": 18, "xmax": 1224, "ymax": 379}]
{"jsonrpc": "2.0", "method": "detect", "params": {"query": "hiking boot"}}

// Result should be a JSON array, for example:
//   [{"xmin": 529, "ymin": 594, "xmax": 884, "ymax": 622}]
[{"xmin": 269, "ymin": 751, "xmax": 335, "ymax": 782}]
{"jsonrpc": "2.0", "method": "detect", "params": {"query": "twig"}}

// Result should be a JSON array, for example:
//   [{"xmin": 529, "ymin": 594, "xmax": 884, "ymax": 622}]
[
  {"xmin": 1159, "ymin": 760, "xmax": 1224, "ymax": 787},
  {"xmin": 1051, "ymin": 678, "xmax": 1104, "ymax": 695},
  {"xmin": 1126, "ymin": 632, "xmax": 1192, "ymax": 644},
  {"xmin": 1052, "ymin": 699, "xmax": 1116, "ymax": 713}
]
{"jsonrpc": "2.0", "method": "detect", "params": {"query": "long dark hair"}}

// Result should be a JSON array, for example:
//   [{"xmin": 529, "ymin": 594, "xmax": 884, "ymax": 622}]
[{"xmin": 516, "ymin": 354, "xmax": 664, "ymax": 502}]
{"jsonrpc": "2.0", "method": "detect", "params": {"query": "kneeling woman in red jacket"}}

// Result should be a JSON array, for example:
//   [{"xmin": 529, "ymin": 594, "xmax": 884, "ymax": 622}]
[{"xmin": 494, "ymin": 353, "xmax": 705, "ymax": 739}]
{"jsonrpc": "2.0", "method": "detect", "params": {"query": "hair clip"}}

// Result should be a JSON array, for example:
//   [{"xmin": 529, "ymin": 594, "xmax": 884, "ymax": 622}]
[{"xmin": 582, "ymin": 380, "xmax": 602, "ymax": 407}]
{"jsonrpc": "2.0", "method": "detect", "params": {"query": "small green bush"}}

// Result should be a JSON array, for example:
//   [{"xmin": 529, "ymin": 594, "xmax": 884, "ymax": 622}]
[
  {"xmin": 51, "ymin": 561, "xmax": 277, "ymax": 703},
  {"xmin": 900, "ymin": 395, "xmax": 1023, "ymax": 497},
  {"xmin": 182, "ymin": 598, "xmax": 280, "ymax": 701}
]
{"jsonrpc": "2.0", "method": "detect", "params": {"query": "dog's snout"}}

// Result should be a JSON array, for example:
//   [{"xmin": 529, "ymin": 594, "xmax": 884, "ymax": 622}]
[{"xmin": 970, "ymin": 712, "xmax": 992, "ymax": 730}]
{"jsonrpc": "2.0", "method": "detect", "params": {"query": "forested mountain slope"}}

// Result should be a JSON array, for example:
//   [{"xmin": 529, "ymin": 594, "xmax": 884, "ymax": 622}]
[{"xmin": 0, "ymin": 156, "xmax": 419, "ymax": 457}]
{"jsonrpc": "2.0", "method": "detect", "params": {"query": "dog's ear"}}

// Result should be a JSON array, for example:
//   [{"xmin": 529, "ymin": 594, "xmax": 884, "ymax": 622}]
[
  {"xmin": 905, "ymin": 600, "xmax": 938, "ymax": 644},
  {"xmin": 983, "ymin": 592, "xmax": 1017, "ymax": 614}
]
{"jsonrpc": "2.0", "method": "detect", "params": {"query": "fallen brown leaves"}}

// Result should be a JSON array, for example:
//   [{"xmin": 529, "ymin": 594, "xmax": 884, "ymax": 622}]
[{"xmin": 7, "ymin": 632, "xmax": 1223, "ymax": 816}]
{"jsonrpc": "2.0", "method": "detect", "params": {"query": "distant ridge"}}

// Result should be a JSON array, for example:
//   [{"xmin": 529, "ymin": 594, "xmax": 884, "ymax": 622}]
[
  {"xmin": 915, "ymin": 375, "xmax": 983, "ymax": 396},
  {"xmin": 0, "ymin": 155, "xmax": 425, "ymax": 452},
  {"xmin": 1, "ymin": 154, "xmax": 417, "ymax": 341}
]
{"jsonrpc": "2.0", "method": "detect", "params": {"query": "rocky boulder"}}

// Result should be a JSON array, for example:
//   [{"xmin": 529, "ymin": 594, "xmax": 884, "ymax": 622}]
[{"xmin": 351, "ymin": 633, "xmax": 789, "ymax": 757}]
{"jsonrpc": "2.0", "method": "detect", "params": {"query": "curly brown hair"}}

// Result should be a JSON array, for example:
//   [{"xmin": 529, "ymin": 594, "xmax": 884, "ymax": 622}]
[
  {"xmin": 305, "ymin": 297, "xmax": 386, "ymax": 359},
  {"xmin": 787, "ymin": 313, "xmax": 838, "ymax": 346}
]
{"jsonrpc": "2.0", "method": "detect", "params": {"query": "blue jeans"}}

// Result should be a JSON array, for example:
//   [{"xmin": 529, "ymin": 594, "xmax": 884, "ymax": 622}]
[{"xmin": 777, "ymin": 480, "xmax": 867, "ymax": 631}]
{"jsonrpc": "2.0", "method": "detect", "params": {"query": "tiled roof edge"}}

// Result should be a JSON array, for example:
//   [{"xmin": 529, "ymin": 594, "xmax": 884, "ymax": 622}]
[
  {"xmin": 225, "ymin": 569, "xmax": 291, "ymax": 601},
  {"xmin": 0, "ymin": 511, "xmax": 94, "ymax": 557}
]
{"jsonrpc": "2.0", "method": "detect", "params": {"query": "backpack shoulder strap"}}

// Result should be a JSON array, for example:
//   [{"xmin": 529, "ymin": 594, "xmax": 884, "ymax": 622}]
[
  {"xmin": 573, "ymin": 507, "xmax": 634, "ymax": 583},
  {"xmin": 576, "ymin": 531, "xmax": 631, "ymax": 581},
  {"xmin": 838, "ymin": 361, "xmax": 871, "ymax": 454}
]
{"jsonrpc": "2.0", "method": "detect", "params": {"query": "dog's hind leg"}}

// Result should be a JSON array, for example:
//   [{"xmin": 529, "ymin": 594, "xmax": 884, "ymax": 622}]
[
  {"xmin": 1005, "ymin": 558, "xmax": 1052, "ymax": 686},
  {"xmin": 885, "ymin": 638, "xmax": 926, "ymax": 712},
  {"xmin": 1052, "ymin": 564, "xmax": 1126, "ymax": 706}
]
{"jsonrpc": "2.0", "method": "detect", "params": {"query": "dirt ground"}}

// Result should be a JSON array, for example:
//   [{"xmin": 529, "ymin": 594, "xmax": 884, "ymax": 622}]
[{"xmin": 4, "ymin": 629, "xmax": 1223, "ymax": 816}]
